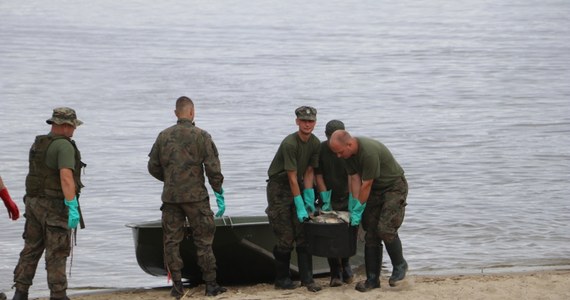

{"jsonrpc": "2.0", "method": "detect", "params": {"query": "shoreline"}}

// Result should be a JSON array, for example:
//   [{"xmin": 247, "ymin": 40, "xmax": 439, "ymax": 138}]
[{"xmin": 29, "ymin": 268, "xmax": 570, "ymax": 300}]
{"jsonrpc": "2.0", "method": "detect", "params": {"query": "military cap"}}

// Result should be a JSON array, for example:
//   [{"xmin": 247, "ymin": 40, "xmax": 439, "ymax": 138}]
[
  {"xmin": 295, "ymin": 106, "xmax": 317, "ymax": 121},
  {"xmin": 46, "ymin": 107, "xmax": 83, "ymax": 128},
  {"xmin": 325, "ymin": 119, "xmax": 345, "ymax": 138}
]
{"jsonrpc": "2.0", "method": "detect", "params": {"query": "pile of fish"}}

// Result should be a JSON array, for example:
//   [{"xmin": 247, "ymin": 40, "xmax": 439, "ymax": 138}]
[{"xmin": 308, "ymin": 210, "xmax": 350, "ymax": 224}]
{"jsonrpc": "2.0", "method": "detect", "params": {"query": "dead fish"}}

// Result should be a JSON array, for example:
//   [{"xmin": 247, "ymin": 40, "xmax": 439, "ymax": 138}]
[{"xmin": 309, "ymin": 210, "xmax": 350, "ymax": 224}]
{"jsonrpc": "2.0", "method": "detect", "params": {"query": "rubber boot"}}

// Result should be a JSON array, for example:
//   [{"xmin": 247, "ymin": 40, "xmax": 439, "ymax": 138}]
[
  {"xmin": 49, "ymin": 297, "xmax": 70, "ymax": 300},
  {"xmin": 273, "ymin": 247, "xmax": 299, "ymax": 289},
  {"xmin": 170, "ymin": 280, "xmax": 184, "ymax": 299},
  {"xmin": 296, "ymin": 246, "xmax": 322, "ymax": 292},
  {"xmin": 341, "ymin": 257, "xmax": 354, "ymax": 284},
  {"xmin": 12, "ymin": 290, "xmax": 28, "ymax": 300},
  {"xmin": 327, "ymin": 258, "xmax": 343, "ymax": 287},
  {"xmin": 385, "ymin": 235, "xmax": 408, "ymax": 287},
  {"xmin": 205, "ymin": 282, "xmax": 227, "ymax": 296},
  {"xmin": 355, "ymin": 246, "xmax": 381, "ymax": 292}
]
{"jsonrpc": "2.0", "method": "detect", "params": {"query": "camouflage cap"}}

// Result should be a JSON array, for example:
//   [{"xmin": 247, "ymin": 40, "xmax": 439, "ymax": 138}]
[
  {"xmin": 295, "ymin": 106, "xmax": 317, "ymax": 121},
  {"xmin": 325, "ymin": 119, "xmax": 345, "ymax": 138},
  {"xmin": 46, "ymin": 107, "xmax": 83, "ymax": 128}
]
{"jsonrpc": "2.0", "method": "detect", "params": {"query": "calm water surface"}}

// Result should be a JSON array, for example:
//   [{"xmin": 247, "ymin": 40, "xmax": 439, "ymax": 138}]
[{"xmin": 1, "ymin": 0, "xmax": 569, "ymax": 297}]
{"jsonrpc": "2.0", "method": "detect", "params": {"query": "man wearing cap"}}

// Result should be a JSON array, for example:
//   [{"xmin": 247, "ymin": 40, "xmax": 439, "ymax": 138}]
[
  {"xmin": 265, "ymin": 106, "xmax": 322, "ymax": 292},
  {"xmin": 12, "ymin": 107, "xmax": 86, "ymax": 300},
  {"xmin": 314, "ymin": 120, "xmax": 354, "ymax": 287},
  {"xmin": 329, "ymin": 129, "xmax": 408, "ymax": 292}
]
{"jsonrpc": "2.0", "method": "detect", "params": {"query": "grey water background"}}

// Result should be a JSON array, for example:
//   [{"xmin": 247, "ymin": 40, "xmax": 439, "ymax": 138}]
[{"xmin": 1, "ymin": 0, "xmax": 570, "ymax": 297}]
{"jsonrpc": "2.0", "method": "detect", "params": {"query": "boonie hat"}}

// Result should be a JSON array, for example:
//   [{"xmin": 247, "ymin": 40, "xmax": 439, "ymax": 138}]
[
  {"xmin": 295, "ymin": 106, "xmax": 317, "ymax": 121},
  {"xmin": 325, "ymin": 120, "xmax": 345, "ymax": 138},
  {"xmin": 46, "ymin": 107, "xmax": 83, "ymax": 128}
]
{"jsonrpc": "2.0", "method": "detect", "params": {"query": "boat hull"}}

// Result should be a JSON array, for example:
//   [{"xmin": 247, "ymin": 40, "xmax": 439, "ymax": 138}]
[{"xmin": 126, "ymin": 215, "xmax": 363, "ymax": 284}]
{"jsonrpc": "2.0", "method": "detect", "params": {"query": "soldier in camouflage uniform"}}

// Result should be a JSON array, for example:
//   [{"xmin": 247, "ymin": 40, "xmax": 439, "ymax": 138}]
[
  {"xmin": 12, "ymin": 107, "xmax": 86, "ymax": 300},
  {"xmin": 329, "ymin": 129, "xmax": 409, "ymax": 293},
  {"xmin": 148, "ymin": 96, "xmax": 227, "ymax": 299},
  {"xmin": 314, "ymin": 120, "xmax": 354, "ymax": 287},
  {"xmin": 265, "ymin": 106, "xmax": 322, "ymax": 292}
]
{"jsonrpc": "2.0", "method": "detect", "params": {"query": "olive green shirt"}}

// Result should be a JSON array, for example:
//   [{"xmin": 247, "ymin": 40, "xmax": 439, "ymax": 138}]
[
  {"xmin": 345, "ymin": 137, "xmax": 404, "ymax": 190},
  {"xmin": 315, "ymin": 141, "xmax": 348, "ymax": 200},
  {"xmin": 267, "ymin": 132, "xmax": 320, "ymax": 182},
  {"xmin": 46, "ymin": 136, "xmax": 76, "ymax": 171}
]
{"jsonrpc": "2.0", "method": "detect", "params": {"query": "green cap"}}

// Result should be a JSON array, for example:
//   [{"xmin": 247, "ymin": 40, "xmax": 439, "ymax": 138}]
[
  {"xmin": 325, "ymin": 120, "xmax": 345, "ymax": 138},
  {"xmin": 295, "ymin": 106, "xmax": 317, "ymax": 121}
]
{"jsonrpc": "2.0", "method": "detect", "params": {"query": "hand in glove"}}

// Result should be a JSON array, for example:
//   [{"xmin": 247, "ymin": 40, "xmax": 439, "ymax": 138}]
[
  {"xmin": 348, "ymin": 194, "xmax": 359, "ymax": 213},
  {"xmin": 320, "ymin": 190, "xmax": 332, "ymax": 211},
  {"xmin": 214, "ymin": 188, "xmax": 226, "ymax": 217},
  {"xmin": 293, "ymin": 195, "xmax": 309, "ymax": 222},
  {"xmin": 302, "ymin": 188, "xmax": 316, "ymax": 213},
  {"xmin": 350, "ymin": 199, "xmax": 366, "ymax": 226},
  {"xmin": 64, "ymin": 197, "xmax": 80, "ymax": 229},
  {"xmin": 1, "ymin": 188, "xmax": 19, "ymax": 220}
]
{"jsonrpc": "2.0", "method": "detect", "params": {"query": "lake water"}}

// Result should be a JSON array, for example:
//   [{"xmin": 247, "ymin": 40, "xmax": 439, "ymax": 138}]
[{"xmin": 1, "ymin": 0, "xmax": 569, "ymax": 297}]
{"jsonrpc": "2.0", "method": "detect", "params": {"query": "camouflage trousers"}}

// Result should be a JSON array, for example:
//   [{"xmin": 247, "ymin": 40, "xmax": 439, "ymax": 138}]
[
  {"xmin": 161, "ymin": 201, "xmax": 217, "ymax": 282},
  {"xmin": 362, "ymin": 176, "xmax": 408, "ymax": 245},
  {"xmin": 265, "ymin": 178, "xmax": 305, "ymax": 253},
  {"xmin": 13, "ymin": 197, "xmax": 71, "ymax": 298}
]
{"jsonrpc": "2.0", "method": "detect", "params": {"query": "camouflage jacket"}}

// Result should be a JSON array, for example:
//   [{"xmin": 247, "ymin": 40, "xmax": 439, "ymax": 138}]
[{"xmin": 148, "ymin": 119, "xmax": 223, "ymax": 203}]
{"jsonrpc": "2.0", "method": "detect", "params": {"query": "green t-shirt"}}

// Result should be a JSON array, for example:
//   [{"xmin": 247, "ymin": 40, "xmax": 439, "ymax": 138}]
[
  {"xmin": 46, "ymin": 137, "xmax": 76, "ymax": 171},
  {"xmin": 315, "ymin": 141, "xmax": 348, "ymax": 198},
  {"xmin": 267, "ymin": 132, "xmax": 320, "ymax": 182},
  {"xmin": 345, "ymin": 137, "xmax": 404, "ymax": 190}
]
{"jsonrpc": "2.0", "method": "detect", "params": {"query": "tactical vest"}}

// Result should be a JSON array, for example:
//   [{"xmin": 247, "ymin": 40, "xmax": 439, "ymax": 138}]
[{"xmin": 25, "ymin": 135, "xmax": 86, "ymax": 199}]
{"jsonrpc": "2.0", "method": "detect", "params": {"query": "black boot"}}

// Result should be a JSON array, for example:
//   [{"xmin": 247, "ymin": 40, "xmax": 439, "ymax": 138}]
[
  {"xmin": 273, "ymin": 247, "xmax": 299, "ymax": 289},
  {"xmin": 12, "ymin": 290, "xmax": 28, "ymax": 300},
  {"xmin": 49, "ymin": 297, "xmax": 70, "ymax": 300},
  {"xmin": 355, "ymin": 246, "xmax": 381, "ymax": 292},
  {"xmin": 296, "ymin": 246, "xmax": 322, "ymax": 292},
  {"xmin": 205, "ymin": 282, "xmax": 227, "ymax": 296},
  {"xmin": 327, "ymin": 258, "xmax": 343, "ymax": 287},
  {"xmin": 341, "ymin": 257, "xmax": 354, "ymax": 284},
  {"xmin": 170, "ymin": 280, "xmax": 184, "ymax": 299},
  {"xmin": 385, "ymin": 235, "xmax": 408, "ymax": 287}
]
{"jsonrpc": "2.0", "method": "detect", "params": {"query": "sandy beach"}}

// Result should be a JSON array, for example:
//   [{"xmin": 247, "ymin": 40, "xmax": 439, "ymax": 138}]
[{"xmin": 26, "ymin": 269, "xmax": 568, "ymax": 300}]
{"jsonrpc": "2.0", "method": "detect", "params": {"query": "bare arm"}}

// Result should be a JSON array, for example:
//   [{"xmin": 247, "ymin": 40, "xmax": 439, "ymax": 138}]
[
  {"xmin": 315, "ymin": 173, "xmax": 327, "ymax": 193},
  {"xmin": 349, "ymin": 173, "xmax": 361, "ymax": 198},
  {"xmin": 358, "ymin": 179, "xmax": 374, "ymax": 205},
  {"xmin": 287, "ymin": 170, "xmax": 301, "ymax": 197},
  {"xmin": 303, "ymin": 166, "xmax": 315, "ymax": 190},
  {"xmin": 60, "ymin": 168, "xmax": 76, "ymax": 200}
]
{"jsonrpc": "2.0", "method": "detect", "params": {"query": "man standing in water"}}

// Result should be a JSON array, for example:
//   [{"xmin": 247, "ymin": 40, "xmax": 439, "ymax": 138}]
[
  {"xmin": 148, "ymin": 96, "xmax": 227, "ymax": 298},
  {"xmin": 329, "ymin": 129, "xmax": 409, "ymax": 292},
  {"xmin": 12, "ymin": 107, "xmax": 86, "ymax": 300},
  {"xmin": 265, "ymin": 106, "xmax": 322, "ymax": 292}
]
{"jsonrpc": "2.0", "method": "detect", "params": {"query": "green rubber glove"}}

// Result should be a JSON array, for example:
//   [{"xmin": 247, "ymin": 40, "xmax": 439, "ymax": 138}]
[
  {"xmin": 64, "ymin": 197, "xmax": 80, "ymax": 229},
  {"xmin": 348, "ymin": 194, "xmax": 359, "ymax": 213},
  {"xmin": 302, "ymin": 188, "xmax": 316, "ymax": 213},
  {"xmin": 320, "ymin": 190, "xmax": 332, "ymax": 211},
  {"xmin": 214, "ymin": 188, "xmax": 225, "ymax": 217},
  {"xmin": 350, "ymin": 199, "xmax": 366, "ymax": 226},
  {"xmin": 293, "ymin": 195, "xmax": 309, "ymax": 222}
]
